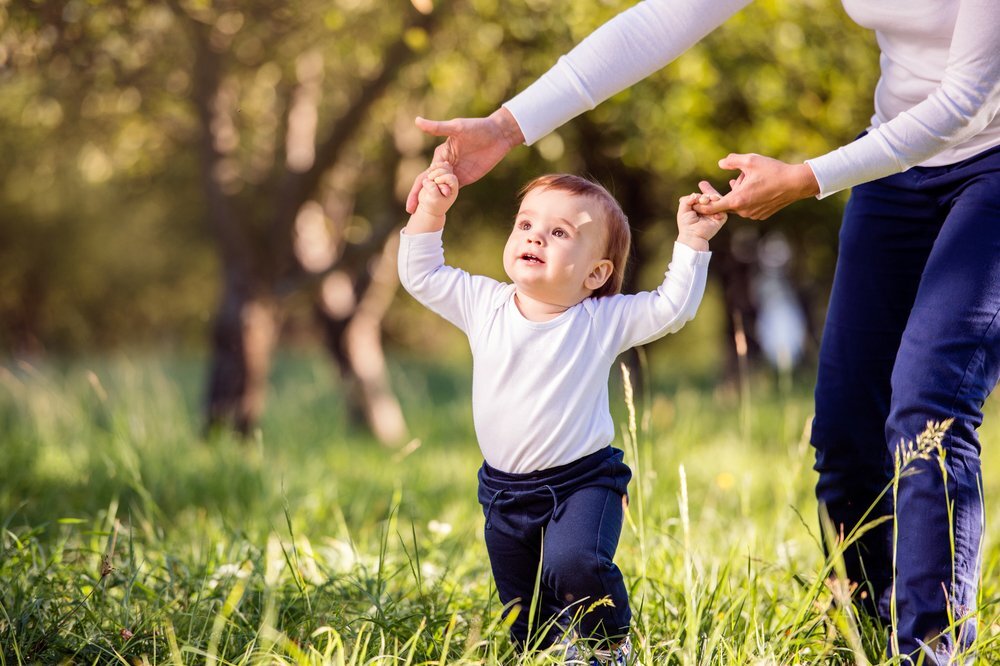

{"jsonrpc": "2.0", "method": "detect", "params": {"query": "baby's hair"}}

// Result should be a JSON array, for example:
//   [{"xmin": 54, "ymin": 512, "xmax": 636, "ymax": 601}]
[{"xmin": 518, "ymin": 174, "xmax": 631, "ymax": 298}]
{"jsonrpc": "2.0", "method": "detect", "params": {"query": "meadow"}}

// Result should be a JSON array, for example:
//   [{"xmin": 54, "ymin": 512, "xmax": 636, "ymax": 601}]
[{"xmin": 3, "ymin": 354, "xmax": 1000, "ymax": 664}]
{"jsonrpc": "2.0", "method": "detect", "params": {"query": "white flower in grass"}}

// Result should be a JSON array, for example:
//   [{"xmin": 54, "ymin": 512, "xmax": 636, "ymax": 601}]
[
  {"xmin": 320, "ymin": 537, "xmax": 358, "ymax": 574},
  {"xmin": 428, "ymin": 520, "xmax": 452, "ymax": 537},
  {"xmin": 207, "ymin": 562, "xmax": 250, "ymax": 590},
  {"xmin": 776, "ymin": 539, "xmax": 798, "ymax": 567},
  {"xmin": 420, "ymin": 561, "xmax": 443, "ymax": 582}
]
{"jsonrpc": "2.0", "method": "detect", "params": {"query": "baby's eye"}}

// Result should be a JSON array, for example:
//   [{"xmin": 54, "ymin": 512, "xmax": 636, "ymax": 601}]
[
  {"xmin": 552, "ymin": 228, "xmax": 567, "ymax": 238},
  {"xmin": 517, "ymin": 220, "xmax": 531, "ymax": 230}
]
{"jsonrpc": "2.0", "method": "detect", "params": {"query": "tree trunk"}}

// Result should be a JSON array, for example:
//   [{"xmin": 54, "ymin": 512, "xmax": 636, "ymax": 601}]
[
  {"xmin": 205, "ymin": 281, "xmax": 279, "ymax": 436},
  {"xmin": 178, "ymin": 0, "xmax": 446, "ymax": 439},
  {"xmin": 316, "ymin": 233, "xmax": 407, "ymax": 445},
  {"xmin": 187, "ymin": 17, "xmax": 279, "ymax": 436},
  {"xmin": 713, "ymin": 225, "xmax": 763, "ymax": 386}
]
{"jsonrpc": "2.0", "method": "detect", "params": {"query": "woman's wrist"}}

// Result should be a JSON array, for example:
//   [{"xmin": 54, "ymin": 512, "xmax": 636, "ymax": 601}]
[
  {"xmin": 491, "ymin": 107, "xmax": 525, "ymax": 150},
  {"xmin": 795, "ymin": 162, "xmax": 821, "ymax": 199}
]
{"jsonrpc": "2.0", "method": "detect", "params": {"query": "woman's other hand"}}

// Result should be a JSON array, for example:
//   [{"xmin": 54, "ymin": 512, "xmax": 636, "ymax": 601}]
[{"xmin": 695, "ymin": 153, "xmax": 820, "ymax": 220}]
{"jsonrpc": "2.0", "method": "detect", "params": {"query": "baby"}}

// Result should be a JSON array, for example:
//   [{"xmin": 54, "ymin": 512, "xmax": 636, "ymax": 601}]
[{"xmin": 398, "ymin": 163, "xmax": 726, "ymax": 665}]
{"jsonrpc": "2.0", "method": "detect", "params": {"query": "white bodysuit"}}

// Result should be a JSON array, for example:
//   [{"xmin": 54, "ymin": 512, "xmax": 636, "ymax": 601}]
[
  {"xmin": 502, "ymin": 0, "xmax": 1000, "ymax": 198},
  {"xmin": 398, "ymin": 230, "xmax": 711, "ymax": 474}
]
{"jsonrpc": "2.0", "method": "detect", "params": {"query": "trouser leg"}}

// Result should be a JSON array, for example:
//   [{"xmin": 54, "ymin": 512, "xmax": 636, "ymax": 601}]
[
  {"xmin": 886, "ymin": 172, "xmax": 1000, "ymax": 663},
  {"xmin": 482, "ymin": 518, "xmax": 566, "ymax": 649},
  {"xmin": 543, "ymin": 485, "xmax": 631, "ymax": 646},
  {"xmin": 812, "ymin": 175, "xmax": 942, "ymax": 619}
]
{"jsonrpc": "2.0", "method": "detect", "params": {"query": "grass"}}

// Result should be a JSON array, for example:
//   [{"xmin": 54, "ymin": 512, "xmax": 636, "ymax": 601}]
[{"xmin": 2, "ymin": 352, "xmax": 1000, "ymax": 664}]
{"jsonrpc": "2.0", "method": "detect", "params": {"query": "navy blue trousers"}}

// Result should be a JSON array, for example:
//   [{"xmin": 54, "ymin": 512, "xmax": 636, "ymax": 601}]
[
  {"xmin": 477, "ymin": 447, "xmax": 632, "ymax": 650},
  {"xmin": 812, "ymin": 142, "xmax": 1000, "ymax": 662}
]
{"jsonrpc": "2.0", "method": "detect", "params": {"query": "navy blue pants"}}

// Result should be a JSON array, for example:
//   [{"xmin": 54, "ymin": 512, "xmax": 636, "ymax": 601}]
[
  {"xmin": 477, "ymin": 447, "xmax": 632, "ymax": 650},
  {"xmin": 812, "ymin": 142, "xmax": 1000, "ymax": 662}
]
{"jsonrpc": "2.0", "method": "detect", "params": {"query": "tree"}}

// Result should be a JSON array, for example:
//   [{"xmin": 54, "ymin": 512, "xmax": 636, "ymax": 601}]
[
  {"xmin": 0, "ymin": 0, "xmax": 215, "ymax": 353},
  {"xmin": 1, "ymin": 0, "xmax": 452, "ymax": 442},
  {"xmin": 168, "ymin": 0, "xmax": 450, "ymax": 440}
]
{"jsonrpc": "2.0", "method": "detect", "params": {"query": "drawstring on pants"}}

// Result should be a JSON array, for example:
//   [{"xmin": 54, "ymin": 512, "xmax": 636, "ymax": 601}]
[
  {"xmin": 542, "ymin": 484, "xmax": 559, "ymax": 522},
  {"xmin": 484, "ymin": 485, "xmax": 560, "ymax": 530},
  {"xmin": 484, "ymin": 489, "xmax": 505, "ymax": 530}
]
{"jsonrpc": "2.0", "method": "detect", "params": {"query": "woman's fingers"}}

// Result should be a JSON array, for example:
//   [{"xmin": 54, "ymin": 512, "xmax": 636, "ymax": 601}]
[
  {"xmin": 415, "ymin": 116, "xmax": 462, "ymax": 138},
  {"xmin": 697, "ymin": 180, "xmax": 723, "ymax": 199},
  {"xmin": 406, "ymin": 121, "xmax": 461, "ymax": 211},
  {"xmin": 718, "ymin": 153, "xmax": 756, "ymax": 172},
  {"xmin": 692, "ymin": 180, "xmax": 728, "ymax": 215},
  {"xmin": 695, "ymin": 193, "xmax": 732, "ymax": 215},
  {"xmin": 406, "ymin": 167, "xmax": 431, "ymax": 213}
]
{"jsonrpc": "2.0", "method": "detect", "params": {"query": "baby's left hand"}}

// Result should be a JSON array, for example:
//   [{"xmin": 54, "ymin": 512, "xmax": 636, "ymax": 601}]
[
  {"xmin": 677, "ymin": 184, "xmax": 728, "ymax": 251},
  {"xmin": 415, "ymin": 161, "xmax": 460, "ymax": 217}
]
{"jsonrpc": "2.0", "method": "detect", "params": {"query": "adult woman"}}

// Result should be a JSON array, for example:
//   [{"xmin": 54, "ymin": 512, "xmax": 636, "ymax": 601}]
[{"xmin": 406, "ymin": 1, "xmax": 1000, "ymax": 663}]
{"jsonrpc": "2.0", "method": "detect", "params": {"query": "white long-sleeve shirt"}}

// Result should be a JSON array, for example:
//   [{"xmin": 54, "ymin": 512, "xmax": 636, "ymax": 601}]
[
  {"xmin": 503, "ymin": 0, "xmax": 1000, "ymax": 198},
  {"xmin": 398, "ymin": 229, "xmax": 711, "ymax": 473}
]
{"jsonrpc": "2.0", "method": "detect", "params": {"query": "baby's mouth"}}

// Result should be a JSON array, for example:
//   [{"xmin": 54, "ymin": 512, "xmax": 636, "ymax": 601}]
[{"xmin": 520, "ymin": 253, "xmax": 544, "ymax": 264}]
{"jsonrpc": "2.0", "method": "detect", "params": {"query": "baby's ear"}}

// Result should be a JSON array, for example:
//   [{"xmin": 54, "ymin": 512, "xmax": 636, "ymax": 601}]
[{"xmin": 585, "ymin": 259, "xmax": 614, "ymax": 291}]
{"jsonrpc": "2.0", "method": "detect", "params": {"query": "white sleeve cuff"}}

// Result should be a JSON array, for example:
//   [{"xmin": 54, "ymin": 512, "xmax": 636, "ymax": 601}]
[{"xmin": 672, "ymin": 240, "xmax": 713, "ymax": 265}]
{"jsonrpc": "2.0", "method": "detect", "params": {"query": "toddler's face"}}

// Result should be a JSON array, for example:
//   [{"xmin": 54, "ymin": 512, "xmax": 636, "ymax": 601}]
[{"xmin": 502, "ymin": 187, "xmax": 610, "ymax": 307}]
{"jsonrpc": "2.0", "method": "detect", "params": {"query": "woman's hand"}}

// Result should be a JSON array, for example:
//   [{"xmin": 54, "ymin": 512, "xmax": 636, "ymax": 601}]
[
  {"xmin": 405, "ymin": 108, "xmax": 526, "ymax": 213},
  {"xmin": 694, "ymin": 154, "xmax": 820, "ymax": 220}
]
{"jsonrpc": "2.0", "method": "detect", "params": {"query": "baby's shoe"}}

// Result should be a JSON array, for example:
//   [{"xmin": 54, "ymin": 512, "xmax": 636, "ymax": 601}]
[
  {"xmin": 562, "ymin": 636, "xmax": 633, "ymax": 666},
  {"xmin": 560, "ymin": 640, "xmax": 589, "ymax": 665},
  {"xmin": 590, "ymin": 636, "xmax": 632, "ymax": 665}
]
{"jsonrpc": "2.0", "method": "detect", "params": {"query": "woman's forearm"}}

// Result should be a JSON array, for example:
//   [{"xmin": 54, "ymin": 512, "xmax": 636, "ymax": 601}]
[{"xmin": 503, "ymin": 0, "xmax": 753, "ymax": 145}]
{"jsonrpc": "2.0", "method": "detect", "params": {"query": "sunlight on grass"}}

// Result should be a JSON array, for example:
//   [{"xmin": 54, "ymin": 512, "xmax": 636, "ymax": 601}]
[{"xmin": 2, "ymin": 355, "xmax": 1000, "ymax": 663}]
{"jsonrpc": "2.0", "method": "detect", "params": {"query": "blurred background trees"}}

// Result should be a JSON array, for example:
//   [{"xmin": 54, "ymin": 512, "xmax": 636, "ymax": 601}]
[{"xmin": 0, "ymin": 0, "xmax": 878, "ymax": 439}]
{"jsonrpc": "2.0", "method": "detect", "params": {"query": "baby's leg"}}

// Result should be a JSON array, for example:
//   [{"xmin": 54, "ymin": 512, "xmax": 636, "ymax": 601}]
[
  {"xmin": 483, "ymin": 523, "xmax": 566, "ymax": 649},
  {"xmin": 542, "ymin": 485, "xmax": 631, "ymax": 647}
]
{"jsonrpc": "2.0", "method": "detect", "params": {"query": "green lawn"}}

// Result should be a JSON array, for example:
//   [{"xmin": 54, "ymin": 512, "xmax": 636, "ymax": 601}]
[{"xmin": 2, "ymin": 354, "xmax": 1000, "ymax": 664}]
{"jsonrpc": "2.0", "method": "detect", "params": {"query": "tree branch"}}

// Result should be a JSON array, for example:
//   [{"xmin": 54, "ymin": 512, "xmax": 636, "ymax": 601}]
[
  {"xmin": 170, "ymin": 0, "xmax": 255, "ymax": 286},
  {"xmin": 270, "ymin": 1, "xmax": 449, "ymax": 282}
]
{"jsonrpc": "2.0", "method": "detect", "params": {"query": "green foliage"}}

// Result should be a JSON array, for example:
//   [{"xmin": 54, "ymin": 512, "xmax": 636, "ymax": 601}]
[
  {"xmin": 2, "ymin": 0, "xmax": 879, "ymax": 353},
  {"xmin": 3, "ymin": 356, "xmax": 1000, "ymax": 663},
  {"xmin": 0, "ymin": 0, "xmax": 213, "ymax": 351}
]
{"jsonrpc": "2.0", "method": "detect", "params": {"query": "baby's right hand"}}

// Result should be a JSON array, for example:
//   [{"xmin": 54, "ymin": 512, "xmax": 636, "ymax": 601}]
[
  {"xmin": 676, "ymin": 186, "xmax": 727, "ymax": 251},
  {"xmin": 416, "ymin": 161, "xmax": 459, "ymax": 217}
]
